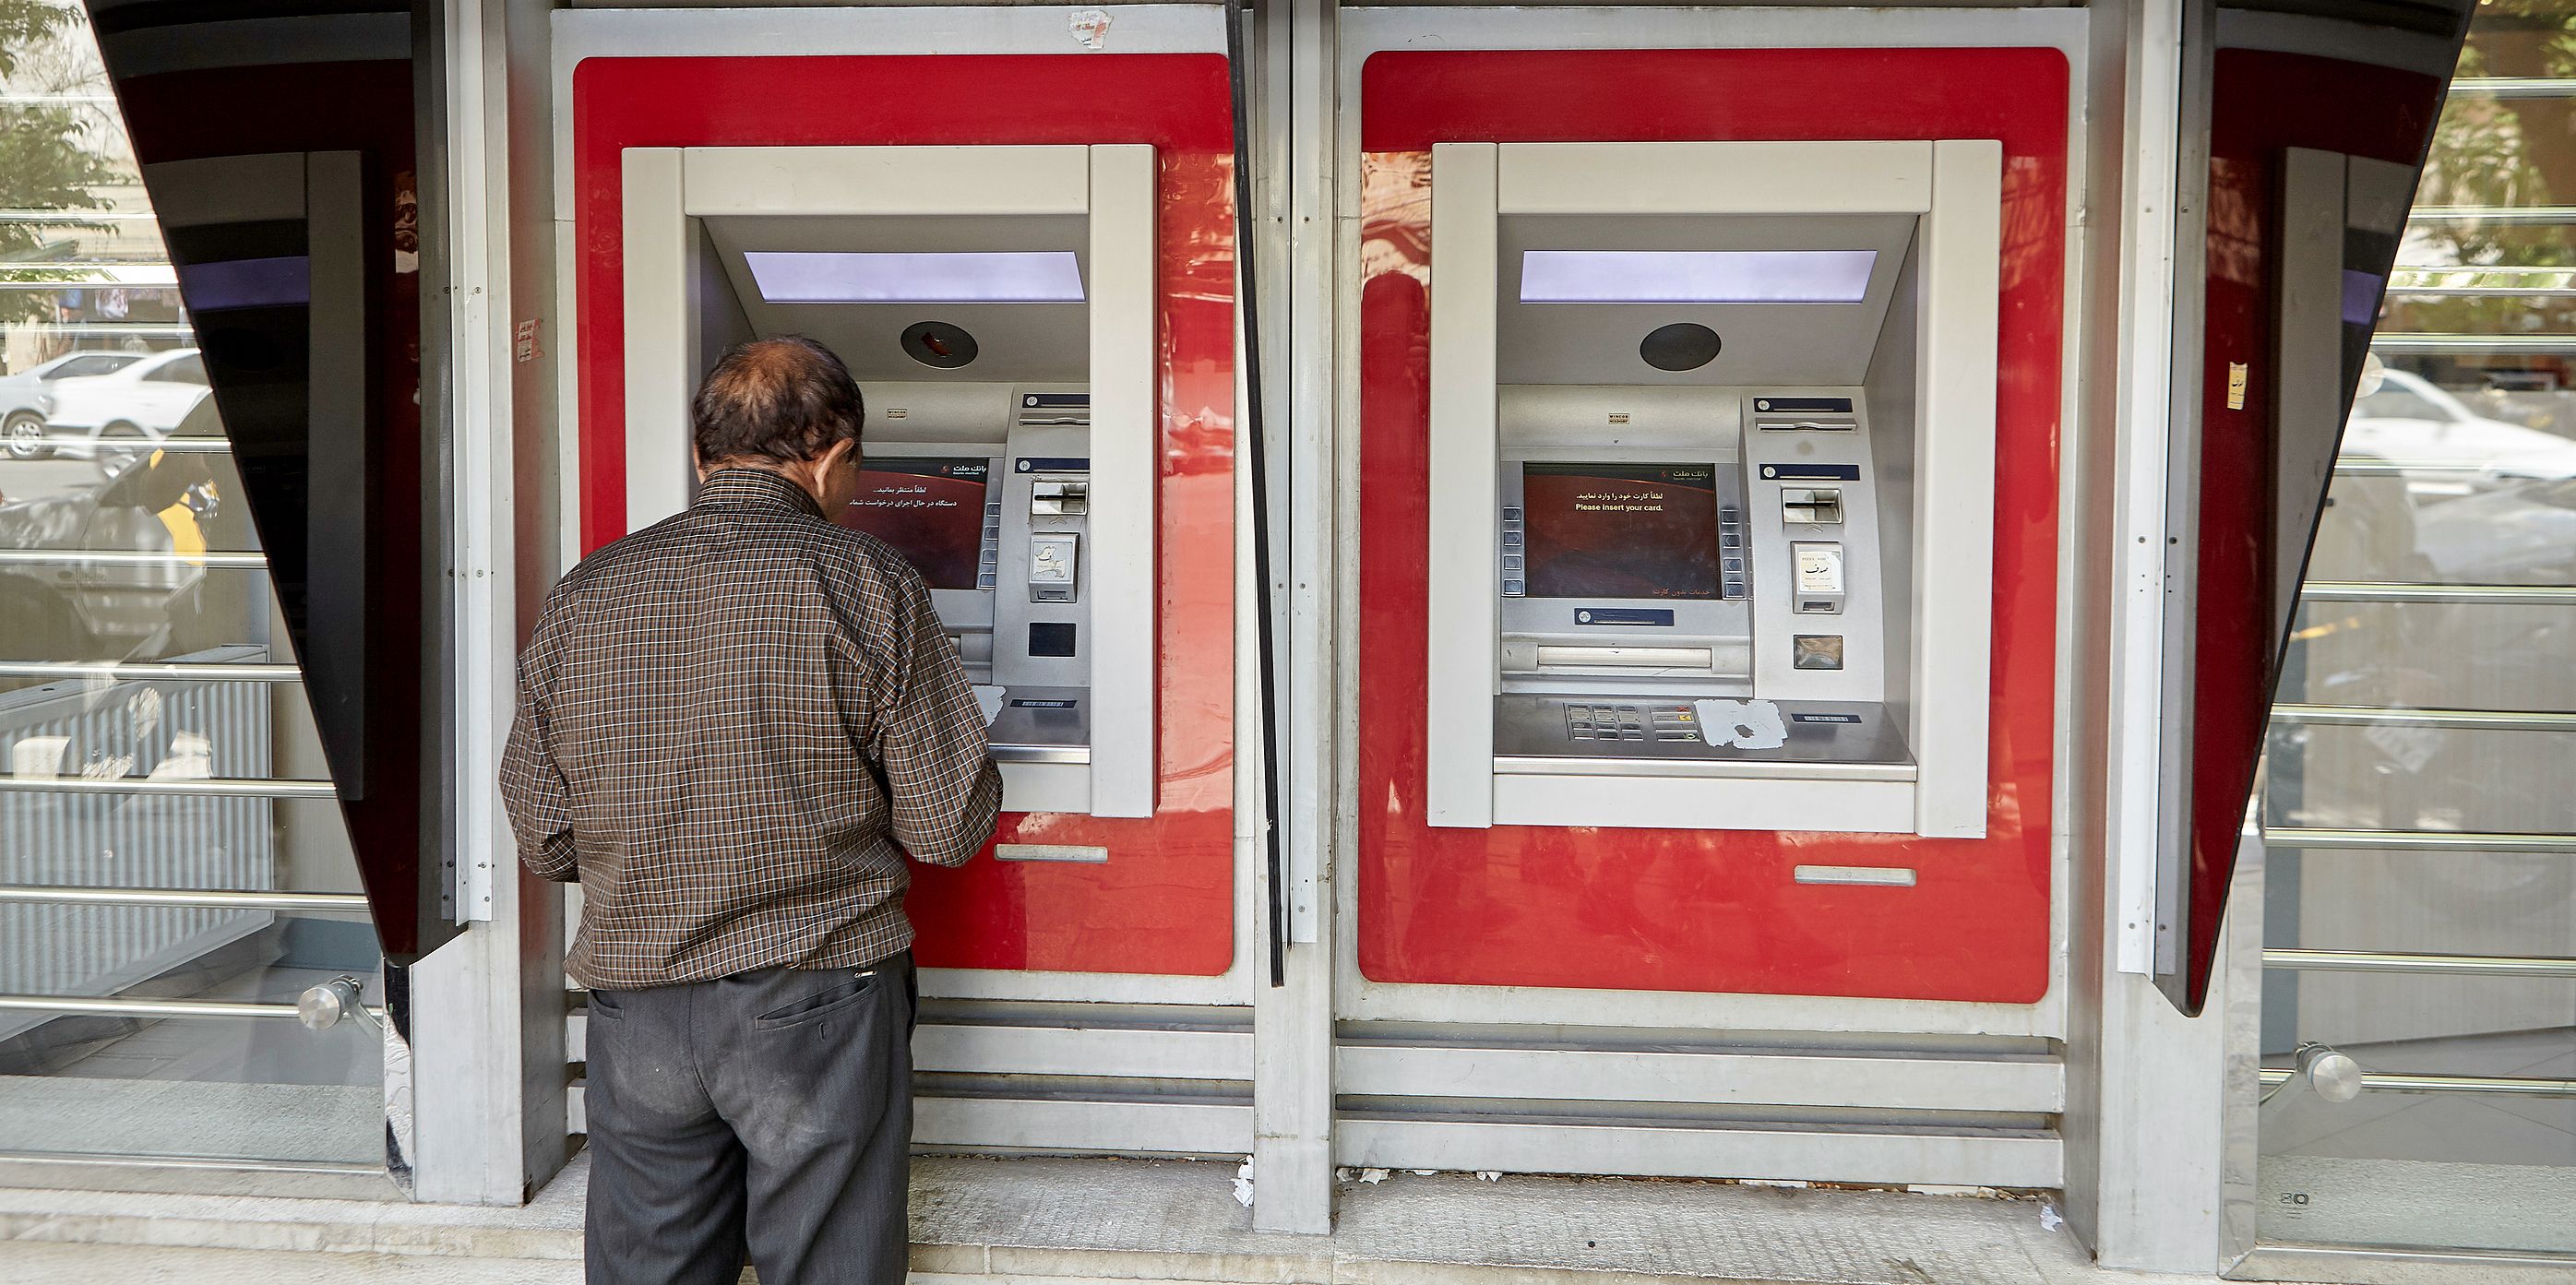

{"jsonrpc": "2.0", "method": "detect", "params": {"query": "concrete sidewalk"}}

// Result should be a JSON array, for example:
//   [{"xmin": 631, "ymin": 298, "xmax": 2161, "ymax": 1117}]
[{"xmin": 0, "ymin": 1152, "xmax": 2202, "ymax": 1285}]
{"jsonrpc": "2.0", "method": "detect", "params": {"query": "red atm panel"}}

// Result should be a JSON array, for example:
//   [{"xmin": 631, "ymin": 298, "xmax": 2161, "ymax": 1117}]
[
  {"xmin": 1354, "ymin": 47, "xmax": 2068, "ymax": 1003},
  {"xmin": 572, "ymin": 54, "xmax": 1236, "ymax": 977}
]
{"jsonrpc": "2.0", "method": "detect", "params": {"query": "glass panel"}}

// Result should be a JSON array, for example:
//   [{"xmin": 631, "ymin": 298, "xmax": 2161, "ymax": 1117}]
[
  {"xmin": 0, "ymin": 6, "xmax": 381, "ymax": 1174},
  {"xmin": 2268, "ymin": 727, "xmax": 2576, "ymax": 833},
  {"xmin": 2284, "ymin": 602, "xmax": 2576, "ymax": 710},
  {"xmin": 2258, "ymin": 0, "xmax": 2576, "ymax": 1256}
]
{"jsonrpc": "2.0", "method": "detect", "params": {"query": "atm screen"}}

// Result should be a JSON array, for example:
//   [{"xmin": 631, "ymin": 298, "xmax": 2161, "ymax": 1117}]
[
  {"xmin": 1521, "ymin": 462, "xmax": 1721, "ymax": 601},
  {"xmin": 836, "ymin": 457, "xmax": 991, "ymax": 590}
]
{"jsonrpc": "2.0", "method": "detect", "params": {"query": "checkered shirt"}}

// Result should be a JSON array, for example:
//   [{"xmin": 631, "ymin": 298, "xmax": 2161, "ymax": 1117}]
[{"xmin": 499, "ymin": 467, "xmax": 1002, "ymax": 990}]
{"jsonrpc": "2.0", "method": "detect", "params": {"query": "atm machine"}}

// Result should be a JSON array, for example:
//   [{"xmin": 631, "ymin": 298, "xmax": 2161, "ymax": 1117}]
[
  {"xmin": 1425, "ymin": 140, "xmax": 2003, "ymax": 838},
  {"xmin": 566, "ymin": 36, "xmax": 1245, "ymax": 1159},
  {"xmin": 617, "ymin": 145, "xmax": 1160, "ymax": 819}
]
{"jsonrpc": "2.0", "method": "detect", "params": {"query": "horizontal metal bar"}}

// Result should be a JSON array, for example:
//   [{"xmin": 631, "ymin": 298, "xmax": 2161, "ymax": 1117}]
[
  {"xmin": 0, "ymin": 262, "xmax": 173, "ymax": 272},
  {"xmin": 2451, "ymin": 77, "xmax": 2576, "ymax": 101},
  {"xmin": 1, "ymin": 324, "xmax": 194, "ymax": 337},
  {"xmin": 0, "ymin": 660, "xmax": 296, "ymax": 683},
  {"xmin": 1337, "ymin": 1118, "xmax": 2061, "ymax": 1190},
  {"xmin": 10, "ymin": 433, "xmax": 238, "ymax": 455},
  {"xmin": 0, "ymin": 549, "xmax": 266, "ymax": 569},
  {"xmin": 2332, "ymin": 459, "xmax": 2513, "ymax": 478},
  {"xmin": 2381, "ymin": 285, "xmax": 2576, "ymax": 299},
  {"xmin": 0, "ymin": 775, "xmax": 336, "ymax": 799},
  {"xmin": 2263, "ymin": 948, "xmax": 2576, "ymax": 978},
  {"xmin": 0, "ymin": 210, "xmax": 157, "ymax": 222},
  {"xmin": 2266, "ymin": 828, "xmax": 2576, "ymax": 854},
  {"xmin": 2270, "ymin": 704, "xmax": 2576, "ymax": 732},
  {"xmin": 2370, "ymin": 334, "xmax": 2576, "ymax": 354},
  {"xmin": 2259, "ymin": 1068, "xmax": 2576, "ymax": 1098},
  {"xmin": 2405, "ymin": 207, "xmax": 2576, "ymax": 225},
  {"xmin": 1337, "ymin": 1044, "xmax": 2064, "ymax": 1114},
  {"xmin": 2300, "ymin": 582, "xmax": 2576, "ymax": 607},
  {"xmin": 0, "ymin": 994, "xmax": 308, "ymax": 1019},
  {"xmin": 0, "ymin": 886, "xmax": 365, "ymax": 911}
]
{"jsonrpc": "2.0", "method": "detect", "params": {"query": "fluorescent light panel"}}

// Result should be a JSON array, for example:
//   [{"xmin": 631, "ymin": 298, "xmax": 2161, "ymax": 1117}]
[
  {"xmin": 744, "ymin": 251, "xmax": 1084, "ymax": 303},
  {"xmin": 1520, "ymin": 250, "xmax": 1878, "ymax": 304}
]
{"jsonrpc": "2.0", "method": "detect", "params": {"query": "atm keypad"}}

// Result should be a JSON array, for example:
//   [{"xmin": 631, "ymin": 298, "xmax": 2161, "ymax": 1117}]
[
  {"xmin": 1499, "ymin": 506, "xmax": 1527, "ymax": 598},
  {"xmin": 1564, "ymin": 702, "xmax": 1698, "ymax": 743}
]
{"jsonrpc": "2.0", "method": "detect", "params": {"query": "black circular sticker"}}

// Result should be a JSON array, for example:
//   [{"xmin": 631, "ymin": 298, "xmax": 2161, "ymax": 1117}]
[
  {"xmin": 900, "ymin": 320, "xmax": 979, "ymax": 369},
  {"xmin": 1640, "ymin": 322, "xmax": 1722, "ymax": 372}
]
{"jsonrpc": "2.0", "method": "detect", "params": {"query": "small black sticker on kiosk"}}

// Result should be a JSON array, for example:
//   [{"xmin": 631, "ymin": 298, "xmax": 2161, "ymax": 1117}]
[
  {"xmin": 1789, "ymin": 711, "xmax": 1864, "ymax": 724},
  {"xmin": 1010, "ymin": 698, "xmax": 1079, "ymax": 709}
]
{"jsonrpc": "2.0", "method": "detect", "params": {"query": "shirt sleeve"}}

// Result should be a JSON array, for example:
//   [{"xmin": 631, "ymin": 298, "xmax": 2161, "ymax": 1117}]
[
  {"xmin": 498, "ymin": 597, "xmax": 580, "ymax": 884},
  {"xmin": 869, "ymin": 572, "xmax": 1003, "ymax": 867}
]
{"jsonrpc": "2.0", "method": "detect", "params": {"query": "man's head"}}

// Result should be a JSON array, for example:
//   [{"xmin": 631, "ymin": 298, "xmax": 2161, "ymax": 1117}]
[{"xmin": 692, "ymin": 336, "xmax": 866, "ymax": 509}]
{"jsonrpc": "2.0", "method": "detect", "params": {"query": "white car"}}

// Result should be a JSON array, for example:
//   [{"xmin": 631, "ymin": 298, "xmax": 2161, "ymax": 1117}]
[
  {"xmin": 2342, "ymin": 369, "xmax": 2576, "ymax": 493},
  {"xmin": 45, "ymin": 348, "xmax": 213, "ymax": 461},
  {"xmin": 0, "ymin": 351, "xmax": 147, "ymax": 459}
]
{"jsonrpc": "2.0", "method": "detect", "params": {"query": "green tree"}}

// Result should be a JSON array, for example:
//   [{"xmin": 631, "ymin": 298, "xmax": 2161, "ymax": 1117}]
[{"xmin": 0, "ymin": 0, "xmax": 118, "ymax": 324}]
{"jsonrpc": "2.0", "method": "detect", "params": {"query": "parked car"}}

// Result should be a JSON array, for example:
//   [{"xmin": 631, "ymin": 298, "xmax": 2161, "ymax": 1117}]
[
  {"xmin": 2343, "ymin": 368, "xmax": 2576, "ymax": 494},
  {"xmin": 0, "ymin": 351, "xmax": 147, "ymax": 460},
  {"xmin": 45, "ymin": 348, "xmax": 212, "ymax": 462}
]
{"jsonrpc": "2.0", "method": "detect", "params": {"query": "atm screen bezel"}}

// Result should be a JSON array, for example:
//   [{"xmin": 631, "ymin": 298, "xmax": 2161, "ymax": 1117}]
[{"xmin": 1498, "ymin": 447, "xmax": 1746, "ymax": 656}]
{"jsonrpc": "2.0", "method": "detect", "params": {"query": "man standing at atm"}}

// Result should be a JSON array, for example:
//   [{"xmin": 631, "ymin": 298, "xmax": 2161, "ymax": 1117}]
[{"xmin": 500, "ymin": 336, "xmax": 1002, "ymax": 1285}]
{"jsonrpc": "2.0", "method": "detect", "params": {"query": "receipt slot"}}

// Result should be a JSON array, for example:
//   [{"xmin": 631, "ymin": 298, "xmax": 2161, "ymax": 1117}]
[
  {"xmin": 1425, "ymin": 141, "xmax": 2003, "ymax": 838},
  {"xmin": 617, "ymin": 145, "xmax": 1158, "ymax": 818}
]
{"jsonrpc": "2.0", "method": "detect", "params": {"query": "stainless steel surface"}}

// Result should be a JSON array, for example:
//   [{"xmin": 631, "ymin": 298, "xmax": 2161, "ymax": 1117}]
[
  {"xmin": 2299, "ymin": 581, "xmax": 2576, "ymax": 606},
  {"xmin": 2261, "ymin": 948, "xmax": 2576, "ymax": 978},
  {"xmin": 1490, "ymin": 693, "xmax": 1914, "ymax": 767},
  {"xmin": 296, "ymin": 977, "xmax": 371, "ymax": 1031},
  {"xmin": 0, "ymin": 661, "xmax": 302, "ymax": 684},
  {"xmin": 2264, "ymin": 827, "xmax": 2576, "ymax": 853},
  {"xmin": 2256, "ymin": 1069, "xmax": 2576, "ymax": 1099},
  {"xmin": 0, "ymin": 549, "xmax": 266, "ymax": 568},
  {"xmin": 2270, "ymin": 704, "xmax": 2576, "ymax": 732},
  {"xmin": 0, "ymin": 994, "xmax": 376, "ymax": 1020},
  {"xmin": 0, "ymin": 776, "xmax": 337, "ymax": 799},
  {"xmin": 985, "ymin": 685, "xmax": 1091, "ymax": 764},
  {"xmin": 0, "ymin": 886, "xmax": 364, "ymax": 910}
]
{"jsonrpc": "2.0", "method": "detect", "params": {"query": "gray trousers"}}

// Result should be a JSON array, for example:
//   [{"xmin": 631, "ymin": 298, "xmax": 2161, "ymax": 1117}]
[{"xmin": 583, "ymin": 955, "xmax": 915, "ymax": 1285}]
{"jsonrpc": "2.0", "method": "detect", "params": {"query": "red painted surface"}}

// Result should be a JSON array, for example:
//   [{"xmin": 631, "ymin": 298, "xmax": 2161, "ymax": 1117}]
[
  {"xmin": 1354, "ymin": 48, "xmax": 2069, "ymax": 1001},
  {"xmin": 2180, "ymin": 50, "xmax": 2443, "ymax": 1014},
  {"xmin": 114, "ymin": 63, "xmax": 430, "ymax": 958},
  {"xmin": 572, "ymin": 55, "xmax": 1236, "ymax": 976}
]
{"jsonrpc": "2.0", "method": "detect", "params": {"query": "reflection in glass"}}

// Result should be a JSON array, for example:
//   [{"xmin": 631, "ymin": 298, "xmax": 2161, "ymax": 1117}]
[
  {"xmin": 0, "ymin": 6, "xmax": 383, "ymax": 1176},
  {"xmin": 2254, "ymin": 0, "xmax": 2576, "ymax": 1259}
]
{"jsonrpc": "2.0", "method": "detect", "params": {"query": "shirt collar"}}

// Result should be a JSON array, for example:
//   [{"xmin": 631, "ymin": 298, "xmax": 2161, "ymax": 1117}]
[{"xmin": 695, "ymin": 467, "xmax": 827, "ymax": 520}]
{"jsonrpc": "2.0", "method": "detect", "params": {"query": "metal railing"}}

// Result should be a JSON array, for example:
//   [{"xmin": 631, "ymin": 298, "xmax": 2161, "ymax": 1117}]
[
  {"xmin": 2264, "ymin": 948, "xmax": 2576, "ymax": 979},
  {"xmin": 0, "ymin": 549, "xmax": 267, "ymax": 569},
  {"xmin": 0, "ymin": 775, "xmax": 335, "ymax": 799},
  {"xmin": 2266, "ymin": 828, "xmax": 2576, "ymax": 854},
  {"xmin": 0, "ymin": 886, "xmax": 365, "ymax": 911},
  {"xmin": 2298, "ymin": 582, "xmax": 2576, "ymax": 608},
  {"xmin": 2259, "ymin": 1068, "xmax": 2576, "ymax": 1099},
  {"xmin": 0, "ymin": 660, "xmax": 299, "ymax": 684},
  {"xmin": 2271, "ymin": 705, "xmax": 2576, "ymax": 733}
]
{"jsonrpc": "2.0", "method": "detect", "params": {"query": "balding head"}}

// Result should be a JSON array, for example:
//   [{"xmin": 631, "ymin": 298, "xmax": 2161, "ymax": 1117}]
[{"xmin": 692, "ymin": 336, "xmax": 865, "ymax": 470}]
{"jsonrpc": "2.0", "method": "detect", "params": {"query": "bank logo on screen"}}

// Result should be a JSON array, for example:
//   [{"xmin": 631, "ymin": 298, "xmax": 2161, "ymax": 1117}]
[
  {"xmin": 836, "ymin": 457, "xmax": 991, "ymax": 589},
  {"xmin": 1521, "ymin": 462, "xmax": 1721, "ymax": 601}
]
